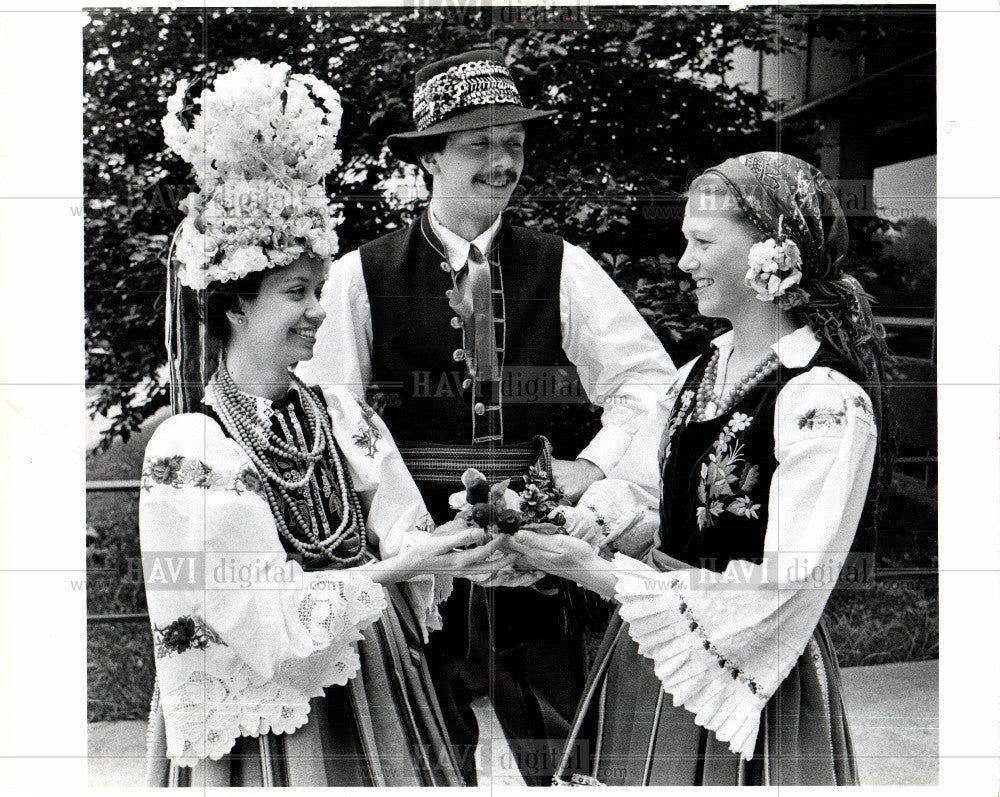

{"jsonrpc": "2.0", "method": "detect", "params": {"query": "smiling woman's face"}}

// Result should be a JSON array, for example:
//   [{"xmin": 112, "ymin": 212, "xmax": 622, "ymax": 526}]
[
  {"xmin": 677, "ymin": 181, "xmax": 762, "ymax": 322},
  {"xmin": 229, "ymin": 256, "xmax": 329, "ymax": 369}
]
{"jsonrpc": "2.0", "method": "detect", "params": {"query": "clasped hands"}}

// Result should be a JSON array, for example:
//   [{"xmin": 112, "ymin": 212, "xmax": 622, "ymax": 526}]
[{"xmin": 432, "ymin": 517, "xmax": 602, "ymax": 588}]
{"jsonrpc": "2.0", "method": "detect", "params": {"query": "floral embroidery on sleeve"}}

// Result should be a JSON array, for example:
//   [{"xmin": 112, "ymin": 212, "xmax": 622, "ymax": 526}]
[
  {"xmin": 353, "ymin": 399, "xmax": 382, "ymax": 458},
  {"xmin": 669, "ymin": 577, "xmax": 762, "ymax": 696},
  {"xmin": 141, "ymin": 455, "xmax": 265, "ymax": 499},
  {"xmin": 796, "ymin": 395, "xmax": 872, "ymax": 431},
  {"xmin": 796, "ymin": 406, "xmax": 846, "ymax": 430},
  {"xmin": 847, "ymin": 394, "xmax": 874, "ymax": 420},
  {"xmin": 695, "ymin": 413, "xmax": 762, "ymax": 530},
  {"xmin": 153, "ymin": 614, "xmax": 228, "ymax": 658}
]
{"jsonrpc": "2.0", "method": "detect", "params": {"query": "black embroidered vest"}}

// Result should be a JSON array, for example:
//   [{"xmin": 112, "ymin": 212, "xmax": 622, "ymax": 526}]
[
  {"xmin": 359, "ymin": 213, "xmax": 596, "ymax": 457},
  {"xmin": 657, "ymin": 345, "xmax": 862, "ymax": 573}
]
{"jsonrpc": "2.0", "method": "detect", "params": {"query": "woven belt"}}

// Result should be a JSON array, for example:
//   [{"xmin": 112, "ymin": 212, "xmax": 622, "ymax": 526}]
[{"xmin": 397, "ymin": 435, "xmax": 553, "ymax": 485}]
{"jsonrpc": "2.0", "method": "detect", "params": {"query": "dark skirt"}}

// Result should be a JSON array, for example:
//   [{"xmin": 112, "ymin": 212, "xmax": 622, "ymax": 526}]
[
  {"xmin": 145, "ymin": 584, "xmax": 464, "ymax": 787},
  {"xmin": 554, "ymin": 614, "xmax": 858, "ymax": 786}
]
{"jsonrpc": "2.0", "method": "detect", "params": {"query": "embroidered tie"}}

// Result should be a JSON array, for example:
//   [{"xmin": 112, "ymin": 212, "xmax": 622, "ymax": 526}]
[{"xmin": 448, "ymin": 243, "xmax": 499, "ymax": 383}]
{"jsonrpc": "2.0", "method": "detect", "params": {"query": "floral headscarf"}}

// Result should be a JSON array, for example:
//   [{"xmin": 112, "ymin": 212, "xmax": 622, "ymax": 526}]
[{"xmin": 701, "ymin": 152, "xmax": 850, "ymax": 303}]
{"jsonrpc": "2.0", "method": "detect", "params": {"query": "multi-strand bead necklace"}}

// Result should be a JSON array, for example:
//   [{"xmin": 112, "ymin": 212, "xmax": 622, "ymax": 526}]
[
  {"xmin": 692, "ymin": 348, "xmax": 781, "ymax": 421},
  {"xmin": 210, "ymin": 363, "xmax": 367, "ymax": 565}
]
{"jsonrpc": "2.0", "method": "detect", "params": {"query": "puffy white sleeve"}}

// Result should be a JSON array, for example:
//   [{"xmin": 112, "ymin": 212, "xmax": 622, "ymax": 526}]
[
  {"xmin": 560, "ymin": 242, "xmax": 676, "ymax": 474},
  {"xmin": 295, "ymin": 249, "xmax": 372, "ymax": 398},
  {"xmin": 139, "ymin": 414, "xmax": 388, "ymax": 762},
  {"xmin": 568, "ymin": 358, "xmax": 699, "ymax": 559},
  {"xmin": 609, "ymin": 367, "xmax": 877, "ymax": 760},
  {"xmin": 320, "ymin": 386, "xmax": 451, "ymax": 641}
]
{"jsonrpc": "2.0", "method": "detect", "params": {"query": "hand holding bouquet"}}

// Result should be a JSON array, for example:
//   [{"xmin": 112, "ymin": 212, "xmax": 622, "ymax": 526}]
[{"xmin": 445, "ymin": 467, "xmax": 570, "ymax": 586}]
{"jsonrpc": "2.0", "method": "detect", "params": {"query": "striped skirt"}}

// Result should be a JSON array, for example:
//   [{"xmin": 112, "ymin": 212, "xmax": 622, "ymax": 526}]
[{"xmin": 555, "ymin": 614, "xmax": 858, "ymax": 786}]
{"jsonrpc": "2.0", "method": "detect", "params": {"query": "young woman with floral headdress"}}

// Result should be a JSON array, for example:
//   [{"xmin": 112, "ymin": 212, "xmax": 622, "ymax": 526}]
[
  {"xmin": 506, "ymin": 152, "xmax": 893, "ymax": 785},
  {"xmin": 140, "ymin": 60, "xmax": 508, "ymax": 786}
]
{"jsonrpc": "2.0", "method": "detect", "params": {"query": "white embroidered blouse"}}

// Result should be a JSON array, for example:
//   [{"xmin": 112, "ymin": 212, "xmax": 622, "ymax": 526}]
[
  {"xmin": 139, "ymin": 384, "xmax": 449, "ymax": 766},
  {"xmin": 575, "ymin": 326, "xmax": 878, "ymax": 760}
]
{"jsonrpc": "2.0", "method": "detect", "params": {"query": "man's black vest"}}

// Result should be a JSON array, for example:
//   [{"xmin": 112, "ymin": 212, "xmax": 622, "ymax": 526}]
[{"xmin": 359, "ymin": 213, "xmax": 597, "ymax": 458}]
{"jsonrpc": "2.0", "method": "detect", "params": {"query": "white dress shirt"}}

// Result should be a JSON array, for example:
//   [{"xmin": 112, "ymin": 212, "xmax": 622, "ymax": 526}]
[{"xmin": 298, "ymin": 209, "xmax": 675, "ymax": 475}]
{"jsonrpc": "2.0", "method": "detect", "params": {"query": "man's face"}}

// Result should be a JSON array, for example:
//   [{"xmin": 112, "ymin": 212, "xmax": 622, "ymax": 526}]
[{"xmin": 421, "ymin": 123, "xmax": 525, "ymax": 223}]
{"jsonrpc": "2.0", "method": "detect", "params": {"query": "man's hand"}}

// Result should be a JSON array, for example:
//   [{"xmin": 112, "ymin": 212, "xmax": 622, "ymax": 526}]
[{"xmin": 551, "ymin": 458, "xmax": 605, "ymax": 503}]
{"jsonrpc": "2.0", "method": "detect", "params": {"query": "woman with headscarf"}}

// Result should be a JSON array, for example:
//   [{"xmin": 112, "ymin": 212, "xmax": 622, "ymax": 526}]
[{"xmin": 506, "ymin": 152, "xmax": 892, "ymax": 785}]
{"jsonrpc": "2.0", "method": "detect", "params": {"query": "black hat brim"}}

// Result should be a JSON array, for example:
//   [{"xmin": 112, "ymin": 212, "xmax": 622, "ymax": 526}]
[{"xmin": 386, "ymin": 104, "xmax": 556, "ymax": 163}]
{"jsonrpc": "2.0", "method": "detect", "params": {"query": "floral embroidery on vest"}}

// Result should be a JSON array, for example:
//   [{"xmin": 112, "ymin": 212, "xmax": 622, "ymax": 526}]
[
  {"xmin": 659, "ymin": 389, "xmax": 695, "ymax": 466},
  {"xmin": 353, "ymin": 399, "xmax": 382, "ymax": 458},
  {"xmin": 695, "ymin": 412, "xmax": 762, "ymax": 530},
  {"xmin": 141, "ymin": 455, "xmax": 265, "ymax": 499}
]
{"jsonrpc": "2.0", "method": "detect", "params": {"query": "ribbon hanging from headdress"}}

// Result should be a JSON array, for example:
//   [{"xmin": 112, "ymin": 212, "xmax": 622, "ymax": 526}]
[{"xmin": 166, "ymin": 222, "xmax": 218, "ymax": 414}]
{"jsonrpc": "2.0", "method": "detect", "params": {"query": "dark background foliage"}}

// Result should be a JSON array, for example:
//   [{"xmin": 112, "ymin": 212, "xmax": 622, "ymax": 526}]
[{"xmin": 84, "ymin": 5, "xmax": 933, "ymax": 446}]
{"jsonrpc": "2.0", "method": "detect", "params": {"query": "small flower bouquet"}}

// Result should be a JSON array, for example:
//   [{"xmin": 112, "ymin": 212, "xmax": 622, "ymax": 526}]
[
  {"xmin": 448, "ymin": 467, "xmax": 569, "ymax": 536},
  {"xmin": 744, "ymin": 218, "xmax": 809, "ymax": 310}
]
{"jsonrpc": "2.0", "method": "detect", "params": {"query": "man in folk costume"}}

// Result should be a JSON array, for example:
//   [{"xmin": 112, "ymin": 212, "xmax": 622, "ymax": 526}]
[{"xmin": 299, "ymin": 49, "xmax": 674, "ymax": 785}]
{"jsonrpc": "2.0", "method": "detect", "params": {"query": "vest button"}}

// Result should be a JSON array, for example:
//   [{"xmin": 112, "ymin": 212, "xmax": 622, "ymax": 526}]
[
  {"xmin": 474, "ymin": 402, "xmax": 486, "ymax": 416},
  {"xmin": 440, "ymin": 261, "xmax": 451, "ymax": 272},
  {"xmin": 452, "ymin": 349, "xmax": 466, "ymax": 362},
  {"xmin": 450, "ymin": 316, "xmax": 463, "ymax": 329},
  {"xmin": 445, "ymin": 289, "xmax": 453, "ymax": 300},
  {"xmin": 462, "ymin": 378, "xmax": 473, "ymax": 390}
]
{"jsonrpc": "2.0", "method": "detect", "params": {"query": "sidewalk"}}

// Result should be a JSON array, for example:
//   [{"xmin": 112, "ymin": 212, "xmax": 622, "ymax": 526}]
[
  {"xmin": 839, "ymin": 659, "xmax": 939, "ymax": 785},
  {"xmin": 88, "ymin": 660, "xmax": 937, "ymax": 786}
]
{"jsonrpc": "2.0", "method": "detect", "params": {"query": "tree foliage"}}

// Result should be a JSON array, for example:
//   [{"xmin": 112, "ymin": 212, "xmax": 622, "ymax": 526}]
[{"xmin": 84, "ymin": 5, "xmax": 930, "ymax": 447}]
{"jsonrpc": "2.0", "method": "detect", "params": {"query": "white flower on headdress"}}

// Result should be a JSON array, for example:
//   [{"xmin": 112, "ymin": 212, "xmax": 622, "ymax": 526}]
[
  {"xmin": 745, "ymin": 237, "xmax": 805, "ymax": 306},
  {"xmin": 163, "ymin": 60, "xmax": 345, "ymax": 289},
  {"xmin": 222, "ymin": 246, "xmax": 270, "ymax": 282}
]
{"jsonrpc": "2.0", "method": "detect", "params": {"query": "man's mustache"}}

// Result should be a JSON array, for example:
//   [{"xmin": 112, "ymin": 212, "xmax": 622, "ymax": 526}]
[{"xmin": 475, "ymin": 171, "xmax": 519, "ymax": 184}]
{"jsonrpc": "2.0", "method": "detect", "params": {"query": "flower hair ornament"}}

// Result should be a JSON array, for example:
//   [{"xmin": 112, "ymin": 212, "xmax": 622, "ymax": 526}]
[
  {"xmin": 162, "ymin": 59, "xmax": 344, "ymax": 290},
  {"xmin": 744, "ymin": 215, "xmax": 810, "ymax": 309}
]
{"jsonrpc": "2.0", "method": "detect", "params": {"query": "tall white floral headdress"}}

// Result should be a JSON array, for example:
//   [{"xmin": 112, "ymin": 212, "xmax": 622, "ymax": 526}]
[{"xmin": 162, "ymin": 59, "xmax": 344, "ymax": 290}]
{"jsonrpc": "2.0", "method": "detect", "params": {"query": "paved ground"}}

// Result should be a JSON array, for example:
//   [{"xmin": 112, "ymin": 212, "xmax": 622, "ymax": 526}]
[
  {"xmin": 88, "ymin": 660, "xmax": 937, "ymax": 787},
  {"xmin": 839, "ymin": 660, "xmax": 939, "ymax": 785}
]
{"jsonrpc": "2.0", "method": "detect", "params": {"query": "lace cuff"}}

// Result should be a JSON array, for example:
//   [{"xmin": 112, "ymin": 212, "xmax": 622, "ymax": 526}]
[
  {"xmin": 573, "ymin": 478, "xmax": 658, "ymax": 560},
  {"xmin": 404, "ymin": 573, "xmax": 454, "ymax": 642},
  {"xmin": 273, "ymin": 571, "xmax": 387, "ymax": 696},
  {"xmin": 163, "ymin": 662, "xmax": 318, "ymax": 766},
  {"xmin": 612, "ymin": 554, "xmax": 768, "ymax": 760},
  {"xmin": 160, "ymin": 573, "xmax": 386, "ymax": 765}
]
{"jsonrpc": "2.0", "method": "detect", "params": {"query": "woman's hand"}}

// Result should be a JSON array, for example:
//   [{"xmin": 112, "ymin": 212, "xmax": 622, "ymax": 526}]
[
  {"xmin": 502, "ymin": 526, "xmax": 618, "ymax": 598},
  {"xmin": 371, "ymin": 526, "xmax": 519, "ymax": 584}
]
